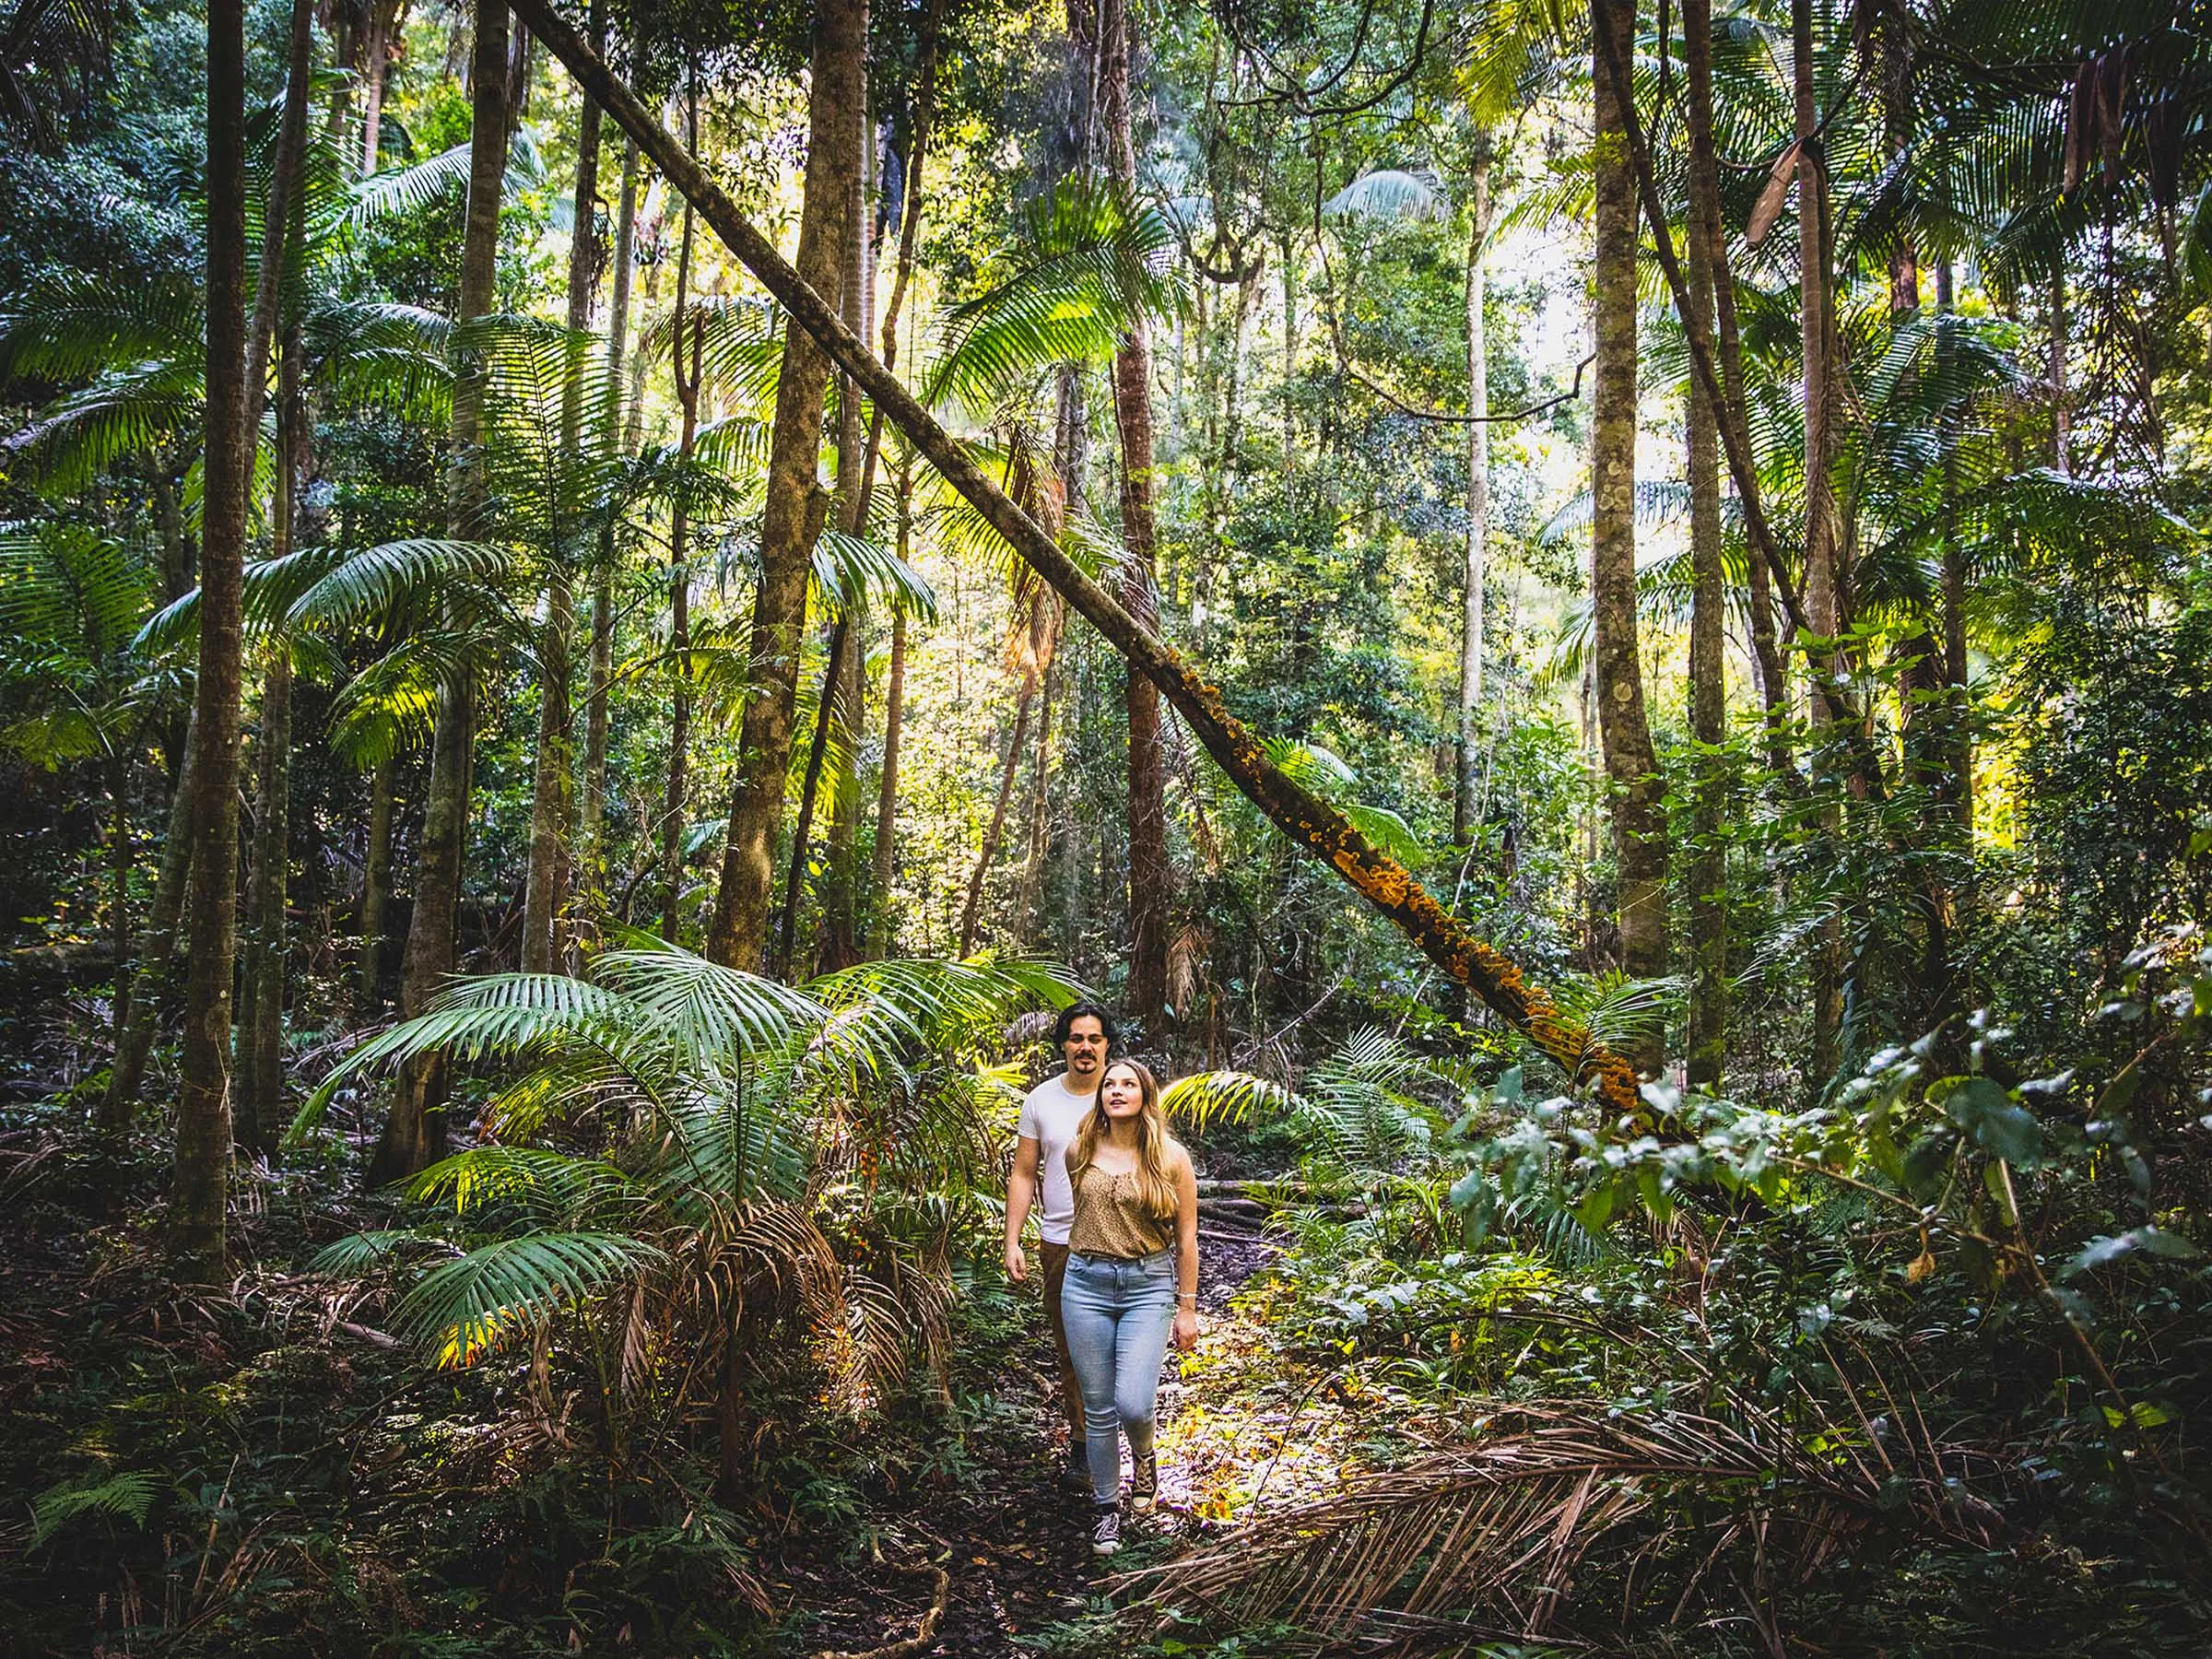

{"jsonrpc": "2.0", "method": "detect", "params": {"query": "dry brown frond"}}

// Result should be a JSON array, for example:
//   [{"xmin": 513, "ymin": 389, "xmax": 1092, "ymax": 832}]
[{"xmin": 1124, "ymin": 1404, "xmax": 1967, "ymax": 1642}]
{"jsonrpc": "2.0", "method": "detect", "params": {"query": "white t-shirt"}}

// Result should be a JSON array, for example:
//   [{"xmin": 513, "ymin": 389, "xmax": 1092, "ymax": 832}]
[{"xmin": 1018, "ymin": 1073, "xmax": 1097, "ymax": 1246}]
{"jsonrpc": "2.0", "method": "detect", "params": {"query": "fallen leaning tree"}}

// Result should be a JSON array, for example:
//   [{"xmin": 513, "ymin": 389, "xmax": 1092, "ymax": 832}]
[{"xmin": 504, "ymin": 0, "xmax": 1653, "ymax": 1130}]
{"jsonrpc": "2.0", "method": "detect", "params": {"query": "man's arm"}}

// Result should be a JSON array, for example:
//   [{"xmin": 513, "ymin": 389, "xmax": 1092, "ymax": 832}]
[{"xmin": 1004, "ymin": 1132, "xmax": 1041, "ymax": 1282}]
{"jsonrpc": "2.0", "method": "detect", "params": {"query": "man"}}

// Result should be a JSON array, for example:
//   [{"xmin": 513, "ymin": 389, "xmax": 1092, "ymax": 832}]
[{"xmin": 1004, "ymin": 1000, "xmax": 1118, "ymax": 1493}]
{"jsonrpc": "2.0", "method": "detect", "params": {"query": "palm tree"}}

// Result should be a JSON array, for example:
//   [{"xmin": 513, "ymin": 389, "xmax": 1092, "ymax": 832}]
[
  {"xmin": 302, "ymin": 945, "xmax": 1077, "ymax": 1489},
  {"xmin": 173, "ymin": 0, "xmax": 251, "ymax": 1279}
]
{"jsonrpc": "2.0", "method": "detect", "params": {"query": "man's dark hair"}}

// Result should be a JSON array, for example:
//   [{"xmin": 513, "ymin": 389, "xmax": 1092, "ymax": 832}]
[{"xmin": 1052, "ymin": 1000, "xmax": 1121, "ymax": 1053}]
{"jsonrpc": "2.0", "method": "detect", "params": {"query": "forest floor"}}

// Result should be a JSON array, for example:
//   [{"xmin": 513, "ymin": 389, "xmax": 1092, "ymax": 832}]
[
  {"xmin": 779, "ymin": 1225, "xmax": 1311, "ymax": 1658},
  {"xmin": 770, "ymin": 1168, "xmax": 1371, "ymax": 1659}
]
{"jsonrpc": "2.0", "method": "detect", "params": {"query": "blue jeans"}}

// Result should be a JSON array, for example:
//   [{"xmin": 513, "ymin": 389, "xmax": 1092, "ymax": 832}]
[{"xmin": 1059, "ymin": 1248, "xmax": 1178, "ymax": 1502}]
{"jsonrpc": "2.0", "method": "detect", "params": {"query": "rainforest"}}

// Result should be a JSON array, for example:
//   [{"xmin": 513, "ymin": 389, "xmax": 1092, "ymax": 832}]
[{"xmin": 1, "ymin": 0, "xmax": 2208, "ymax": 1650}]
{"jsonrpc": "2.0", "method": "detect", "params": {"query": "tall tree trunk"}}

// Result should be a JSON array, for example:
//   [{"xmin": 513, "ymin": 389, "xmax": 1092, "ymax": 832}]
[
  {"xmin": 520, "ymin": 0, "xmax": 605, "ymax": 974},
  {"xmin": 1683, "ymin": 3, "xmax": 1786, "ymax": 771},
  {"xmin": 355, "ymin": 755, "xmax": 394, "ymax": 1011},
  {"xmin": 234, "ymin": 650, "xmax": 291, "ymax": 1153},
  {"xmin": 107, "ymin": 751, "xmax": 134, "ymax": 1086},
  {"xmin": 959, "ymin": 677, "xmax": 1037, "ymax": 958},
  {"xmin": 512, "ymin": 0, "xmax": 1666, "ymax": 1129},
  {"xmin": 1099, "ymin": 0, "xmax": 1170, "ymax": 1038},
  {"xmin": 360, "ymin": 0, "xmax": 394, "ymax": 172},
  {"xmin": 1682, "ymin": 45, "xmax": 1727, "ymax": 1092},
  {"xmin": 1013, "ymin": 639, "xmax": 1059, "ymax": 942},
  {"xmin": 234, "ymin": 330, "xmax": 304, "ymax": 1154},
  {"xmin": 817, "ymin": 99, "xmax": 877, "ymax": 973},
  {"xmin": 776, "ymin": 616, "xmax": 846, "ymax": 974},
  {"xmin": 707, "ymin": 0, "xmax": 865, "ymax": 972},
  {"xmin": 371, "ymin": 0, "xmax": 508, "ymax": 1189},
  {"xmin": 1591, "ymin": 0, "xmax": 1668, "ymax": 1060},
  {"xmin": 657, "ymin": 184, "xmax": 700, "ymax": 945},
  {"xmin": 1936, "ymin": 258, "xmax": 1971, "ymax": 838},
  {"xmin": 1796, "ymin": 0, "xmax": 1845, "ymax": 1086},
  {"xmin": 857, "ymin": 10, "xmax": 937, "ymax": 960},
  {"xmin": 1453, "ymin": 135, "xmax": 1492, "ymax": 846},
  {"xmin": 173, "ymin": 0, "xmax": 253, "ymax": 1277},
  {"xmin": 579, "ymin": 137, "xmax": 638, "ymax": 926},
  {"xmin": 868, "ymin": 470, "xmax": 911, "ymax": 958}
]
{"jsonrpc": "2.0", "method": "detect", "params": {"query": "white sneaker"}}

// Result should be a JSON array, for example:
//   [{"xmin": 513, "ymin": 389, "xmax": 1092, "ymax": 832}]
[{"xmin": 1089, "ymin": 1502, "xmax": 1121, "ymax": 1557}]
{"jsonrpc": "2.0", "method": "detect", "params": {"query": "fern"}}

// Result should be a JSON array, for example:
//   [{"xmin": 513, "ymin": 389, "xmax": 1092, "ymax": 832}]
[{"xmin": 31, "ymin": 1471, "xmax": 160, "ymax": 1544}]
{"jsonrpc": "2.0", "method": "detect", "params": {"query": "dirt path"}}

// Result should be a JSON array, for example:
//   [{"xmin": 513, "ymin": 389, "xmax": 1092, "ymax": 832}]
[{"xmin": 781, "ymin": 1227, "xmax": 1281, "ymax": 1657}]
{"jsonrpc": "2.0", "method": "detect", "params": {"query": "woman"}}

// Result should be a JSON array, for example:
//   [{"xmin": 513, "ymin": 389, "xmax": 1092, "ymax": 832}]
[{"xmin": 1058, "ymin": 1058, "xmax": 1200, "ymax": 1557}]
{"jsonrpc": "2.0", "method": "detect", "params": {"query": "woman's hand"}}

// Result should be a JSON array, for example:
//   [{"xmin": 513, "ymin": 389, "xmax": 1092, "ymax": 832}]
[
  {"xmin": 1004, "ymin": 1240, "xmax": 1028, "ymax": 1283},
  {"xmin": 1172, "ymin": 1304, "xmax": 1199, "ymax": 1351}
]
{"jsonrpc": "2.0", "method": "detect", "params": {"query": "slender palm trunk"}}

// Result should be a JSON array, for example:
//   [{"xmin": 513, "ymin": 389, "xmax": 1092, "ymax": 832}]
[
  {"xmin": 818, "ymin": 118, "xmax": 875, "ymax": 973},
  {"xmin": 1100, "ymin": 0, "xmax": 1170, "ymax": 1037},
  {"xmin": 1013, "ymin": 635, "xmax": 1059, "ymax": 942},
  {"xmin": 173, "ymin": 0, "xmax": 252, "ymax": 1277},
  {"xmin": 1682, "ymin": 30, "xmax": 1727, "ymax": 1091},
  {"xmin": 778, "ymin": 617, "xmax": 847, "ymax": 973},
  {"xmin": 372, "ymin": 0, "xmax": 507, "ymax": 1188},
  {"xmin": 355, "ymin": 755, "xmax": 394, "ymax": 1011},
  {"xmin": 959, "ymin": 676, "xmax": 1037, "ymax": 958},
  {"xmin": 522, "ymin": 4, "xmax": 605, "ymax": 973},
  {"xmin": 707, "ymin": 0, "xmax": 865, "ymax": 972},
  {"xmin": 107, "ymin": 751, "xmax": 134, "ymax": 1075},
  {"xmin": 234, "ymin": 331, "xmax": 303, "ymax": 1152},
  {"xmin": 234, "ymin": 649, "xmax": 291, "ymax": 1153},
  {"xmin": 1591, "ymin": 0, "xmax": 1667, "ymax": 1056},
  {"xmin": 1684, "ymin": 5, "xmax": 1786, "ymax": 771},
  {"xmin": 360, "ymin": 0, "xmax": 394, "ymax": 172},
  {"xmin": 867, "ymin": 471, "xmax": 911, "ymax": 958},
  {"xmin": 657, "ymin": 190, "xmax": 700, "ymax": 944},
  {"xmin": 1795, "ymin": 0, "xmax": 1845, "ymax": 1086},
  {"xmin": 1454, "ymin": 136, "xmax": 1492, "ymax": 846},
  {"xmin": 579, "ymin": 138, "xmax": 638, "ymax": 930}
]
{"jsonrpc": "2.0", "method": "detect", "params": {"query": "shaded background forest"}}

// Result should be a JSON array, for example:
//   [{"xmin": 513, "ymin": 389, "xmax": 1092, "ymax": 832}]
[{"xmin": 2, "ymin": 0, "xmax": 2210, "ymax": 1649}]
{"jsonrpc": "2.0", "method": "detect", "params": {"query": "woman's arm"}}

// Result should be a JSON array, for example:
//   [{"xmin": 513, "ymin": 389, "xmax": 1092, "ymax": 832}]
[{"xmin": 1171, "ymin": 1148, "xmax": 1200, "ymax": 1350}]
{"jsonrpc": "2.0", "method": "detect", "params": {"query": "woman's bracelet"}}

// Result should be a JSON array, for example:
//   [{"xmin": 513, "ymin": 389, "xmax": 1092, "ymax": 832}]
[{"xmin": 1177, "ymin": 1292, "xmax": 1197, "ymax": 1303}]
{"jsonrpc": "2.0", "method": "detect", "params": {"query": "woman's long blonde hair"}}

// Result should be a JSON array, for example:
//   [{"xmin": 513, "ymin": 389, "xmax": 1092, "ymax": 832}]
[{"xmin": 1065, "ymin": 1060, "xmax": 1182, "ymax": 1220}]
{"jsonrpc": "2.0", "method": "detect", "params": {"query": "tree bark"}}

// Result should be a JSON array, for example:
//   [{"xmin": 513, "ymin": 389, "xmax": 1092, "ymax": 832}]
[
  {"xmin": 372, "ymin": 0, "xmax": 507, "ymax": 1188},
  {"xmin": 234, "ymin": 648, "xmax": 291, "ymax": 1153},
  {"xmin": 707, "ymin": 0, "xmax": 865, "ymax": 972},
  {"xmin": 959, "ymin": 675, "xmax": 1036, "ymax": 958},
  {"xmin": 868, "ymin": 475, "xmax": 911, "ymax": 958},
  {"xmin": 1453, "ymin": 135, "xmax": 1492, "ymax": 846},
  {"xmin": 520, "ymin": 0, "xmax": 604, "ymax": 974},
  {"xmin": 360, "ymin": 0, "xmax": 390, "ymax": 173},
  {"xmin": 173, "ymin": 0, "xmax": 252, "ymax": 1277},
  {"xmin": 1795, "ymin": 0, "xmax": 1845, "ymax": 1087},
  {"xmin": 1099, "ymin": 0, "xmax": 1170, "ymax": 1038},
  {"xmin": 657, "ymin": 187, "xmax": 700, "ymax": 945},
  {"xmin": 107, "ymin": 750, "xmax": 134, "ymax": 1088},
  {"xmin": 1682, "ymin": 25, "xmax": 1727, "ymax": 1092},
  {"xmin": 776, "ymin": 616, "xmax": 847, "ymax": 974},
  {"xmin": 509, "ymin": 0, "xmax": 1660, "ymax": 1130},
  {"xmin": 816, "ymin": 95, "xmax": 876, "ymax": 973},
  {"xmin": 235, "ymin": 331, "xmax": 303, "ymax": 1154},
  {"xmin": 1591, "ymin": 0, "xmax": 1668, "ymax": 1057},
  {"xmin": 356, "ymin": 755, "xmax": 394, "ymax": 1012},
  {"xmin": 578, "ymin": 137, "xmax": 638, "ymax": 928}
]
